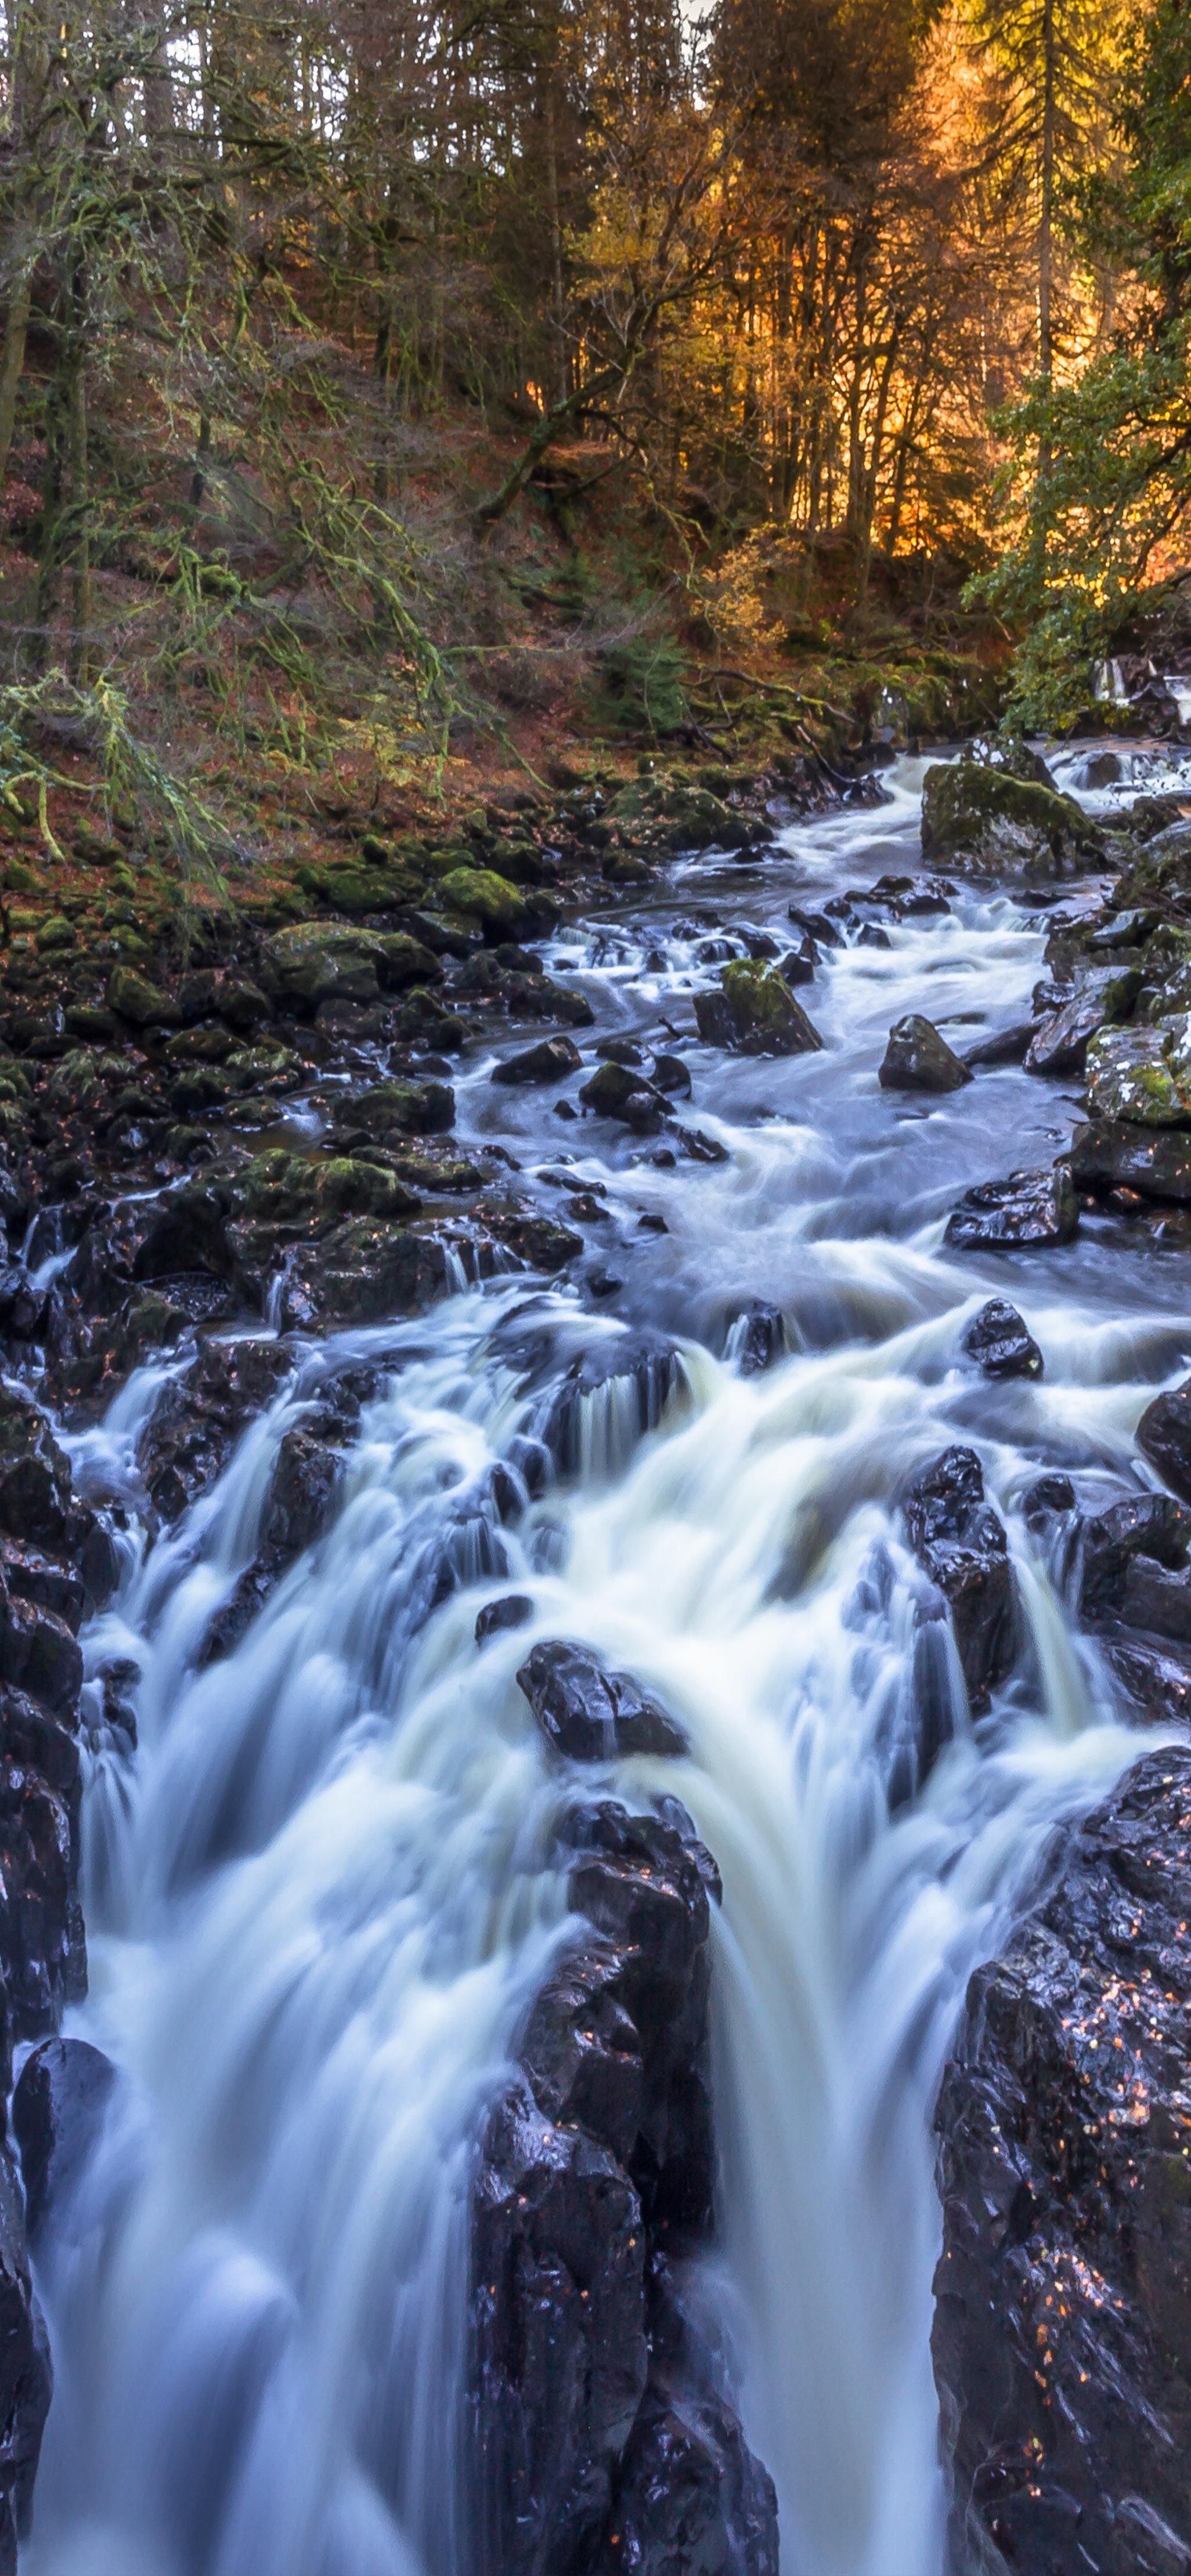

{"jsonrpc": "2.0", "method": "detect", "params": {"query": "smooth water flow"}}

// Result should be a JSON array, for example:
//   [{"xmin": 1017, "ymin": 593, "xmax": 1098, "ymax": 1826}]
[{"xmin": 23, "ymin": 754, "xmax": 1191, "ymax": 2576}]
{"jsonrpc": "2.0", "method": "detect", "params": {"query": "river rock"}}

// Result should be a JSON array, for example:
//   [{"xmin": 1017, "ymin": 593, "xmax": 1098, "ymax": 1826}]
[
  {"xmin": 1024, "ymin": 966, "xmax": 1142, "ymax": 1076},
  {"xmin": 961, "ymin": 1021, "xmax": 1035, "ymax": 1069},
  {"xmin": 13, "ymin": 2035, "xmax": 118, "ymax": 2242},
  {"xmin": 694, "ymin": 962, "xmax": 823, "ymax": 1057},
  {"xmin": 878, "ymin": 1015, "xmax": 972, "ymax": 1092},
  {"xmin": 1070, "ymin": 1117, "xmax": 1191, "ymax": 1202},
  {"xmin": 1138, "ymin": 1376, "xmax": 1191, "ymax": 1501},
  {"xmin": 921, "ymin": 748, "xmax": 1102, "ymax": 878},
  {"xmin": 471, "ymin": 1795, "xmax": 777, "ymax": 2576},
  {"xmin": 331, "ymin": 1077, "xmax": 455, "ymax": 1142},
  {"xmin": 492, "ymin": 1037, "xmax": 583, "ymax": 1087},
  {"xmin": 517, "ymin": 1641, "xmax": 688, "ymax": 1761},
  {"xmin": 902, "ymin": 1446, "xmax": 1016, "ymax": 1708},
  {"xmin": 961, "ymin": 1299, "xmax": 1043, "ymax": 1380},
  {"xmin": 106, "ymin": 964, "xmax": 182, "ymax": 1029},
  {"xmin": 475, "ymin": 1594, "xmax": 533, "ymax": 1646},
  {"xmin": 944, "ymin": 1166, "xmax": 1078, "ymax": 1251},
  {"xmin": 278, "ymin": 1221, "xmax": 456, "ymax": 1331},
  {"xmin": 932, "ymin": 1746, "xmax": 1191, "ymax": 2576},
  {"xmin": 1077, "ymin": 1491, "xmax": 1191, "ymax": 1619},
  {"xmin": 579, "ymin": 1061, "xmax": 669, "ymax": 1130},
  {"xmin": 259, "ymin": 923, "xmax": 386, "ymax": 1011}
]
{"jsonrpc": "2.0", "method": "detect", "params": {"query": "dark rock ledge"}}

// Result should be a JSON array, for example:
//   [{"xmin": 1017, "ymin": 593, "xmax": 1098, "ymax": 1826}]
[
  {"xmin": 470, "ymin": 1725, "xmax": 778, "ymax": 2576},
  {"xmin": 932, "ymin": 1747, "xmax": 1191, "ymax": 2576}
]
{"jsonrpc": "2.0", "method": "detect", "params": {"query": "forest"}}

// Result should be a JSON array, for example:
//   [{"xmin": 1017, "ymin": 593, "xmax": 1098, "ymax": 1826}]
[{"xmin": 0, "ymin": 0, "xmax": 1187, "ymax": 855}]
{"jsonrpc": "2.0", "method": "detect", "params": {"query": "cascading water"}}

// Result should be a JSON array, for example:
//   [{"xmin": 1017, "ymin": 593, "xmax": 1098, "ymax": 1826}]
[{"xmin": 20, "ymin": 749, "xmax": 1191, "ymax": 2576}]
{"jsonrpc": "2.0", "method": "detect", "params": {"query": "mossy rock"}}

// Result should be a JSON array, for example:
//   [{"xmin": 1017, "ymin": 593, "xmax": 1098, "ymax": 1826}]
[
  {"xmin": 294, "ymin": 862, "xmax": 423, "ymax": 916},
  {"xmin": 437, "ymin": 867, "xmax": 526, "ymax": 933},
  {"xmin": 921, "ymin": 752, "xmax": 1103, "ymax": 878},
  {"xmin": 277, "ymin": 1220, "xmax": 451, "ymax": 1329},
  {"xmin": 35, "ymin": 916, "xmax": 77, "ymax": 957},
  {"xmin": 1085, "ymin": 1019, "xmax": 1191, "ymax": 1127},
  {"xmin": 41, "ymin": 1050, "xmax": 126, "ymax": 1116},
  {"xmin": 3, "ymin": 862, "xmax": 38, "ymax": 893},
  {"xmin": 333, "ymin": 1077, "xmax": 455, "ymax": 1141},
  {"xmin": 259, "ymin": 922, "xmax": 385, "ymax": 1009},
  {"xmin": 694, "ymin": 961, "xmax": 824, "ymax": 1057},
  {"xmin": 107, "ymin": 965, "xmax": 181, "ymax": 1027},
  {"xmin": 235, "ymin": 1148, "xmax": 421, "ymax": 1227}
]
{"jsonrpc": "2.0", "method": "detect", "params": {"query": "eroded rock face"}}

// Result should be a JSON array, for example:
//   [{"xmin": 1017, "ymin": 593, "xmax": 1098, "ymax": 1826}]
[
  {"xmin": 902, "ymin": 1446, "xmax": 1016, "ymax": 1709},
  {"xmin": 1138, "ymin": 1374, "xmax": 1191, "ymax": 1501},
  {"xmin": 471, "ymin": 1797, "xmax": 777, "ymax": 2576},
  {"xmin": 933, "ymin": 1748, "xmax": 1191, "ymax": 2576}
]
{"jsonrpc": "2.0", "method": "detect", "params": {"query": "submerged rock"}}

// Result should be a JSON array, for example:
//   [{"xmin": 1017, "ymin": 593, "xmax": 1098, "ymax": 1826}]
[
  {"xmin": 517, "ymin": 1641, "xmax": 688, "ymax": 1762},
  {"xmin": 933, "ymin": 1748, "xmax": 1191, "ymax": 2576},
  {"xmin": 695, "ymin": 961, "xmax": 822, "ymax": 1057},
  {"xmin": 539, "ymin": 1330, "xmax": 690, "ymax": 1475},
  {"xmin": 944, "ymin": 1166, "xmax": 1078, "ymax": 1251},
  {"xmin": 902, "ymin": 1445, "xmax": 1016, "ymax": 1709},
  {"xmin": 961, "ymin": 1299, "xmax": 1043, "ymax": 1381},
  {"xmin": 471, "ymin": 1796, "xmax": 777, "ymax": 2576},
  {"xmin": 878, "ymin": 1015, "xmax": 972, "ymax": 1093},
  {"xmin": 492, "ymin": 1037, "xmax": 583, "ymax": 1087},
  {"xmin": 727, "ymin": 1300, "xmax": 787, "ymax": 1376}
]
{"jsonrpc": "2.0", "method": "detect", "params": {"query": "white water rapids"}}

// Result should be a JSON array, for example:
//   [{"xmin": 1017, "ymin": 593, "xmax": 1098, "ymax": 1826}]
[{"xmin": 21, "ymin": 750, "xmax": 1191, "ymax": 2576}]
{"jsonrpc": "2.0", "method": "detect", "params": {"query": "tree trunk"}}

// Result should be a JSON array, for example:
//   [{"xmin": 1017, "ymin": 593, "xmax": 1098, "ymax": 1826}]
[
  {"xmin": 1039, "ymin": 0, "xmax": 1055, "ymax": 382},
  {"xmin": 0, "ymin": 262, "xmax": 32, "ymax": 493}
]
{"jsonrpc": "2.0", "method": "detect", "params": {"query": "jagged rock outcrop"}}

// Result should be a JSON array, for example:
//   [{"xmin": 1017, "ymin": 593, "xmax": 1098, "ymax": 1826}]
[
  {"xmin": 961, "ymin": 1300, "xmax": 1043, "ymax": 1381},
  {"xmin": 933, "ymin": 1748, "xmax": 1191, "ymax": 2576},
  {"xmin": 944, "ymin": 1166, "xmax": 1079, "ymax": 1251},
  {"xmin": 471, "ymin": 1795, "xmax": 778, "ymax": 2576}
]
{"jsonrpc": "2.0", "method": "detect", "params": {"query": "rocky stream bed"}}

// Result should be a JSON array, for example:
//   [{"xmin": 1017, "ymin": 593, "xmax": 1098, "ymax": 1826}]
[{"xmin": 2, "ymin": 721, "xmax": 1191, "ymax": 2574}]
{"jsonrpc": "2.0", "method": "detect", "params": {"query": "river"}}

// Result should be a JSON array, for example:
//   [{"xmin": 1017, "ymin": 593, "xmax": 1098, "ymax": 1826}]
[{"xmin": 20, "ymin": 741, "xmax": 1191, "ymax": 2576}]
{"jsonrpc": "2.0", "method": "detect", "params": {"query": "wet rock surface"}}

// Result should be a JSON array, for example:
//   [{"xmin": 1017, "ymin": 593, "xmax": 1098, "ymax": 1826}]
[
  {"xmin": 944, "ymin": 1166, "xmax": 1078, "ymax": 1252},
  {"xmin": 879, "ymin": 1014, "xmax": 972, "ymax": 1092},
  {"xmin": 517, "ymin": 1641, "xmax": 689, "ymax": 1761},
  {"xmin": 933, "ymin": 1748, "xmax": 1191, "ymax": 2576},
  {"xmin": 471, "ymin": 1792, "xmax": 778, "ymax": 2576},
  {"xmin": 921, "ymin": 746, "xmax": 1102, "ymax": 880},
  {"xmin": 962, "ymin": 1299, "xmax": 1043, "ymax": 1380},
  {"xmin": 902, "ymin": 1446, "xmax": 1016, "ymax": 1709}
]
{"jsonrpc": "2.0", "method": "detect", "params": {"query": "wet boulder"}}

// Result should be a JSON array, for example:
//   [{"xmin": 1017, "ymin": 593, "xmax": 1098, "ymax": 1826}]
[
  {"xmin": 1085, "ymin": 1017, "xmax": 1191, "ymax": 1126},
  {"xmin": 932, "ymin": 1748, "xmax": 1191, "ymax": 2576},
  {"xmin": 961, "ymin": 1021, "xmax": 1034, "ymax": 1070},
  {"xmin": 277, "ymin": 1220, "xmax": 454, "ymax": 1331},
  {"xmin": 517, "ymin": 1641, "xmax": 688, "ymax": 1761},
  {"xmin": 492, "ymin": 1037, "xmax": 583, "ymax": 1087},
  {"xmin": 694, "ymin": 963, "xmax": 822, "ymax": 1058},
  {"xmin": 580, "ymin": 1061, "xmax": 669, "ymax": 1131},
  {"xmin": 0, "ymin": 1393, "xmax": 75, "ymax": 1554},
  {"xmin": 1138, "ymin": 1375, "xmax": 1191, "ymax": 1502},
  {"xmin": 878, "ymin": 1015, "xmax": 972, "ymax": 1093},
  {"xmin": 944, "ymin": 1166, "xmax": 1078, "ymax": 1251},
  {"xmin": 921, "ymin": 748, "xmax": 1102, "ymax": 878},
  {"xmin": 13, "ymin": 2035, "xmax": 118, "ymax": 2241},
  {"xmin": 475, "ymin": 1594, "xmax": 533, "ymax": 1647},
  {"xmin": 1024, "ymin": 966, "xmax": 1142, "ymax": 1076},
  {"xmin": 539, "ymin": 1332, "xmax": 690, "ymax": 1475},
  {"xmin": 1077, "ymin": 1490, "xmax": 1191, "ymax": 1619},
  {"xmin": 1070, "ymin": 1118, "xmax": 1191, "ymax": 1203},
  {"xmin": 961, "ymin": 1299, "xmax": 1043, "ymax": 1381},
  {"xmin": 331, "ymin": 1078, "xmax": 455, "ymax": 1144},
  {"xmin": 902, "ymin": 1446, "xmax": 1016, "ymax": 1709}
]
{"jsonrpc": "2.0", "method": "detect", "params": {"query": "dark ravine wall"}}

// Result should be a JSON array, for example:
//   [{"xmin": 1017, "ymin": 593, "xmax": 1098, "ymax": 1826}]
[
  {"xmin": 932, "ymin": 1747, "xmax": 1191, "ymax": 2576},
  {"xmin": 0, "ymin": 1386, "xmax": 120, "ymax": 2569}
]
